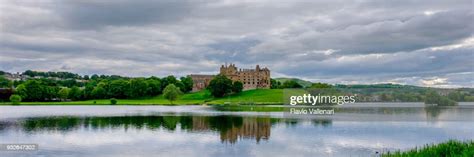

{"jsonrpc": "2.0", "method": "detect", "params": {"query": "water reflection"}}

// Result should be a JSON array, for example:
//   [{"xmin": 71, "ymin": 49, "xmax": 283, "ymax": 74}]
[
  {"xmin": 2, "ymin": 115, "xmax": 322, "ymax": 144},
  {"xmin": 0, "ymin": 106, "xmax": 470, "ymax": 144},
  {"xmin": 0, "ymin": 105, "xmax": 473, "ymax": 157}
]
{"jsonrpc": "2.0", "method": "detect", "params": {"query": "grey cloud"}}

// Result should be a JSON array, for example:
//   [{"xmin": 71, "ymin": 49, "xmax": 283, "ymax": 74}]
[
  {"xmin": 252, "ymin": 9, "xmax": 473, "ymax": 56},
  {"xmin": 278, "ymin": 47, "xmax": 473, "ymax": 77},
  {"xmin": 275, "ymin": 47, "xmax": 474, "ymax": 87},
  {"xmin": 205, "ymin": 39, "xmax": 261, "ymax": 64},
  {"xmin": 50, "ymin": 0, "xmax": 202, "ymax": 29},
  {"xmin": 0, "ymin": 0, "xmax": 473, "ymax": 87}
]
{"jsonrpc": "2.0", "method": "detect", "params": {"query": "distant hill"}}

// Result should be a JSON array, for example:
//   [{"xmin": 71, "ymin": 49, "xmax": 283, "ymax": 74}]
[
  {"xmin": 274, "ymin": 77, "xmax": 313, "ymax": 87},
  {"xmin": 273, "ymin": 78, "xmax": 474, "ymax": 91},
  {"xmin": 335, "ymin": 83, "xmax": 473, "ymax": 91},
  {"xmin": 334, "ymin": 83, "xmax": 422, "ymax": 89}
]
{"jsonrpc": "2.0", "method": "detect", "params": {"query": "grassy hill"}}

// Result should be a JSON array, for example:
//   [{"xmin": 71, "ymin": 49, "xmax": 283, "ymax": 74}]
[
  {"xmin": 209, "ymin": 89, "xmax": 283, "ymax": 105},
  {"xmin": 274, "ymin": 77, "xmax": 313, "ymax": 87}
]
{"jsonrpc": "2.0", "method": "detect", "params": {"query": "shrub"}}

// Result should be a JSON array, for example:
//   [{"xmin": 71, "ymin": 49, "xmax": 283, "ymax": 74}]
[
  {"xmin": 110, "ymin": 98, "xmax": 117, "ymax": 105},
  {"xmin": 9, "ymin": 94, "xmax": 22, "ymax": 105},
  {"xmin": 232, "ymin": 81, "xmax": 243, "ymax": 93},
  {"xmin": 163, "ymin": 84, "xmax": 182, "ymax": 104},
  {"xmin": 207, "ymin": 74, "xmax": 233, "ymax": 97}
]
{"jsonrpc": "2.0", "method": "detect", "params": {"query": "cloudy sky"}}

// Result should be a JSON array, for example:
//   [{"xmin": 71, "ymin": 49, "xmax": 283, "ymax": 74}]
[{"xmin": 0, "ymin": 0, "xmax": 473, "ymax": 87}]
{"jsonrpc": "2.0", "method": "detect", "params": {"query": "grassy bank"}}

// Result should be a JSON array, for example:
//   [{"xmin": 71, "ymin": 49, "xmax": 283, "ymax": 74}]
[
  {"xmin": 0, "ymin": 89, "xmax": 285, "ymax": 105},
  {"xmin": 382, "ymin": 140, "xmax": 474, "ymax": 157},
  {"xmin": 212, "ymin": 104, "xmax": 285, "ymax": 112},
  {"xmin": 209, "ymin": 89, "xmax": 283, "ymax": 105}
]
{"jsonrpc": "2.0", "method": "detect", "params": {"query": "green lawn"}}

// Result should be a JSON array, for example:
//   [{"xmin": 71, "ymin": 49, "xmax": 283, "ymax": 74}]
[
  {"xmin": 208, "ymin": 89, "xmax": 284, "ymax": 105},
  {"xmin": 0, "ymin": 89, "xmax": 285, "ymax": 105}
]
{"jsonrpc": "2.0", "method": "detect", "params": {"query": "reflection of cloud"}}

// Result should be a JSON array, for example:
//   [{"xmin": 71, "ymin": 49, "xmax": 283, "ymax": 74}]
[
  {"xmin": 1, "ymin": 127, "xmax": 220, "ymax": 157},
  {"xmin": 59, "ymin": 127, "xmax": 216, "ymax": 146},
  {"xmin": 263, "ymin": 121, "xmax": 474, "ymax": 156},
  {"xmin": 1, "ymin": 117, "xmax": 474, "ymax": 157}
]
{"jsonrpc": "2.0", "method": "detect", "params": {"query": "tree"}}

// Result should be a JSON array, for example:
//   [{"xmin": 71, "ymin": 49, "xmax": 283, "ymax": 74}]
[
  {"xmin": 161, "ymin": 75, "xmax": 178, "ymax": 90},
  {"xmin": 175, "ymin": 81, "xmax": 185, "ymax": 93},
  {"xmin": 44, "ymin": 86, "xmax": 59, "ymax": 101},
  {"xmin": 145, "ymin": 78, "xmax": 162, "ymax": 96},
  {"xmin": 127, "ymin": 78, "xmax": 148, "ymax": 98},
  {"xmin": 23, "ymin": 80, "xmax": 45, "ymax": 101},
  {"xmin": 232, "ymin": 81, "xmax": 243, "ymax": 93},
  {"xmin": 108, "ymin": 79, "xmax": 129, "ymax": 98},
  {"xmin": 163, "ymin": 84, "xmax": 182, "ymax": 104},
  {"xmin": 23, "ymin": 70, "xmax": 36, "ymax": 77},
  {"xmin": 281, "ymin": 80, "xmax": 303, "ymax": 88},
  {"xmin": 61, "ymin": 79, "xmax": 78, "ymax": 88},
  {"xmin": 271, "ymin": 79, "xmax": 281, "ymax": 89},
  {"xmin": 448, "ymin": 91, "xmax": 462, "ymax": 101},
  {"xmin": 207, "ymin": 74, "xmax": 233, "ymax": 97},
  {"xmin": 0, "ymin": 76, "xmax": 11, "ymax": 88},
  {"xmin": 464, "ymin": 95, "xmax": 474, "ymax": 101},
  {"xmin": 68, "ymin": 86, "xmax": 82, "ymax": 100},
  {"xmin": 95, "ymin": 81, "xmax": 109, "ymax": 98},
  {"xmin": 425, "ymin": 90, "xmax": 457, "ymax": 106},
  {"xmin": 180, "ymin": 76, "xmax": 194, "ymax": 93},
  {"xmin": 91, "ymin": 74, "xmax": 99, "ymax": 80},
  {"xmin": 438, "ymin": 97, "xmax": 457, "ymax": 106},
  {"xmin": 15, "ymin": 84, "xmax": 28, "ymax": 100},
  {"xmin": 58, "ymin": 88, "xmax": 70, "ymax": 101},
  {"xmin": 83, "ymin": 80, "xmax": 97, "ymax": 99},
  {"xmin": 91, "ymin": 86, "xmax": 106, "ymax": 99},
  {"xmin": 310, "ymin": 82, "xmax": 332, "ymax": 88},
  {"xmin": 9, "ymin": 94, "xmax": 21, "ymax": 105},
  {"xmin": 425, "ymin": 90, "xmax": 440, "ymax": 105}
]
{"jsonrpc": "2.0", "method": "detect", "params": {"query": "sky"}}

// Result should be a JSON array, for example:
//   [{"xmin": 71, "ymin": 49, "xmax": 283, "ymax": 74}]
[{"xmin": 0, "ymin": 0, "xmax": 473, "ymax": 88}]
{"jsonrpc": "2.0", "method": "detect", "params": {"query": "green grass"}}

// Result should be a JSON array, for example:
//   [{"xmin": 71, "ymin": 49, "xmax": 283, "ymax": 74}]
[
  {"xmin": 0, "ymin": 89, "xmax": 285, "ymax": 105},
  {"xmin": 208, "ymin": 89, "xmax": 284, "ymax": 105},
  {"xmin": 212, "ymin": 105, "xmax": 285, "ymax": 112},
  {"xmin": 382, "ymin": 140, "xmax": 474, "ymax": 157}
]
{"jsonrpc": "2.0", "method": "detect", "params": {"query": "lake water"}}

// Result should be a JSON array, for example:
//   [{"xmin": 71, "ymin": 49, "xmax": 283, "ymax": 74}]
[{"xmin": 1, "ymin": 103, "xmax": 473, "ymax": 157}]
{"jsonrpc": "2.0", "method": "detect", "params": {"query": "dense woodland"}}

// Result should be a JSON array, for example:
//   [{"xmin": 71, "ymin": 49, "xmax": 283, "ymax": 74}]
[{"xmin": 1, "ymin": 70, "xmax": 193, "ymax": 101}]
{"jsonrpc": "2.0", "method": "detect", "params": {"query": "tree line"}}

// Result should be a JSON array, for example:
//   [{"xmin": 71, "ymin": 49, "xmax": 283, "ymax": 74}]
[
  {"xmin": 3, "ymin": 74, "xmax": 194, "ymax": 102},
  {"xmin": 1, "ymin": 70, "xmax": 248, "ymax": 103},
  {"xmin": 23, "ymin": 70, "xmax": 82, "ymax": 79}
]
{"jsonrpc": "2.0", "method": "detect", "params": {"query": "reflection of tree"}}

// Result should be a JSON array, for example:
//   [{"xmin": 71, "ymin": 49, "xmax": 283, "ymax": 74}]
[
  {"xmin": 424, "ymin": 107, "xmax": 442, "ymax": 120},
  {"xmin": 219, "ymin": 117, "xmax": 271, "ymax": 144},
  {"xmin": 22, "ymin": 116, "xmax": 81, "ymax": 132},
  {"xmin": 209, "ymin": 116, "xmax": 243, "ymax": 134},
  {"xmin": 12, "ymin": 115, "xmax": 274, "ymax": 144},
  {"xmin": 283, "ymin": 119, "xmax": 299, "ymax": 127},
  {"xmin": 162, "ymin": 116, "xmax": 179, "ymax": 130},
  {"xmin": 312, "ymin": 119, "xmax": 332, "ymax": 127},
  {"xmin": 191, "ymin": 116, "xmax": 271, "ymax": 144}
]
